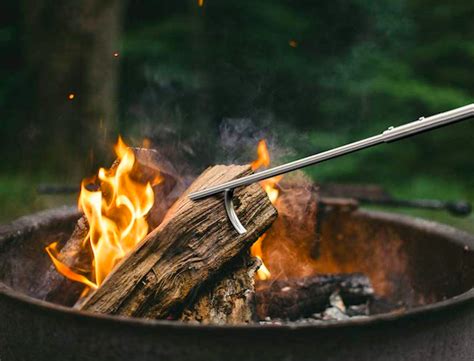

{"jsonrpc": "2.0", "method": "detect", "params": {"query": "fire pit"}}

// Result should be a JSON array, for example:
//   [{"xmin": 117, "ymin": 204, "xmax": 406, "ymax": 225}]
[{"xmin": 1, "ymin": 202, "xmax": 474, "ymax": 361}]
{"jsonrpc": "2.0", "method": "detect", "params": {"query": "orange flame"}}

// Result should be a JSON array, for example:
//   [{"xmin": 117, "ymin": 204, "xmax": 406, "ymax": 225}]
[
  {"xmin": 46, "ymin": 137, "xmax": 156, "ymax": 289},
  {"xmin": 250, "ymin": 140, "xmax": 282, "ymax": 280},
  {"xmin": 251, "ymin": 234, "xmax": 271, "ymax": 280},
  {"xmin": 46, "ymin": 242, "xmax": 98, "ymax": 289},
  {"xmin": 251, "ymin": 140, "xmax": 270, "ymax": 170}
]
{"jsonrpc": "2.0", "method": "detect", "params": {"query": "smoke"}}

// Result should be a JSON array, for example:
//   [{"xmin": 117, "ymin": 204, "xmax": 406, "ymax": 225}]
[
  {"xmin": 216, "ymin": 116, "xmax": 296, "ymax": 167},
  {"xmin": 128, "ymin": 105, "xmax": 300, "ymax": 174}
]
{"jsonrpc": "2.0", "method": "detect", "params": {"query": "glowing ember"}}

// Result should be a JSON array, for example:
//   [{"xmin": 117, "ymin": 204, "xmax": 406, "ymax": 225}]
[
  {"xmin": 289, "ymin": 40, "xmax": 298, "ymax": 48},
  {"xmin": 250, "ymin": 140, "xmax": 282, "ymax": 280},
  {"xmin": 113, "ymin": 52, "xmax": 119, "ymax": 57},
  {"xmin": 142, "ymin": 137, "xmax": 151, "ymax": 149},
  {"xmin": 68, "ymin": 93, "xmax": 75, "ymax": 100},
  {"xmin": 198, "ymin": 0, "xmax": 204, "ymax": 7},
  {"xmin": 46, "ymin": 137, "xmax": 156, "ymax": 289}
]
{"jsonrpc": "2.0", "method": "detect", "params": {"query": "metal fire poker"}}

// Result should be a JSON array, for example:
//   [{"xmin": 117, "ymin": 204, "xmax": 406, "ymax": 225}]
[{"xmin": 189, "ymin": 104, "xmax": 474, "ymax": 234}]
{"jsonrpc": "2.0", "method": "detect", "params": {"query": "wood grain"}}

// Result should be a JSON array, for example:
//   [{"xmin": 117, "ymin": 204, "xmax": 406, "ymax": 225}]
[
  {"xmin": 81, "ymin": 164, "xmax": 277, "ymax": 319},
  {"xmin": 180, "ymin": 253, "xmax": 260, "ymax": 324}
]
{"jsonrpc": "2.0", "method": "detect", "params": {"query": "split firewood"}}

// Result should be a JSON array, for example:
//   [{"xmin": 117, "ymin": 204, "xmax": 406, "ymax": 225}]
[
  {"xmin": 178, "ymin": 173, "xmax": 320, "ymax": 324},
  {"xmin": 179, "ymin": 253, "xmax": 260, "ymax": 324},
  {"xmin": 38, "ymin": 148, "xmax": 185, "ymax": 306},
  {"xmin": 37, "ymin": 217, "xmax": 92, "ymax": 306},
  {"xmin": 255, "ymin": 273, "xmax": 374, "ymax": 320},
  {"xmin": 80, "ymin": 164, "xmax": 277, "ymax": 319}
]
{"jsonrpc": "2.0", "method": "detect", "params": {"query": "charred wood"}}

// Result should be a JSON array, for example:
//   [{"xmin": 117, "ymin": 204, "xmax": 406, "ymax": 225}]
[
  {"xmin": 255, "ymin": 273, "xmax": 374, "ymax": 320},
  {"xmin": 180, "ymin": 253, "xmax": 260, "ymax": 325}
]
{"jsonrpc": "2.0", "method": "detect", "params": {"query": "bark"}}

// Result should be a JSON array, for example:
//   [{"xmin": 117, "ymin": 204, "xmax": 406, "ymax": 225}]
[
  {"xmin": 180, "ymin": 253, "xmax": 260, "ymax": 324},
  {"xmin": 80, "ymin": 164, "xmax": 277, "ymax": 319}
]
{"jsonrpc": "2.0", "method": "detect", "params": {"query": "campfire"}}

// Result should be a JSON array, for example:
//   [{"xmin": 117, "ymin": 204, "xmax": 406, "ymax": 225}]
[
  {"xmin": 36, "ymin": 137, "xmax": 376, "ymax": 324},
  {"xmin": 29, "ymin": 99, "xmax": 471, "ymax": 324},
  {"xmin": 1, "ymin": 141, "xmax": 474, "ymax": 359},
  {"xmin": 2, "ymin": 104, "xmax": 474, "ymax": 360}
]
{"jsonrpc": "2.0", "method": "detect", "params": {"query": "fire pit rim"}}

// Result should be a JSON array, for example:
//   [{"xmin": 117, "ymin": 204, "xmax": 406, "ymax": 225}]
[
  {"xmin": 1, "ymin": 279, "xmax": 474, "ymax": 331},
  {"xmin": 1, "ymin": 207, "xmax": 474, "ymax": 331}
]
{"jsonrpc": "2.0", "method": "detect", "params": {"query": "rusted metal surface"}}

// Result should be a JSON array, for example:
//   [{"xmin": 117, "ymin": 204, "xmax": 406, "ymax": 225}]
[{"xmin": 1, "ymin": 206, "xmax": 474, "ymax": 361}]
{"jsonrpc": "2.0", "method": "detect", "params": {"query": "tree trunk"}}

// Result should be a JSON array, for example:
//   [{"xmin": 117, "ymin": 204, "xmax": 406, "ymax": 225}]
[{"xmin": 21, "ymin": 0, "xmax": 124, "ymax": 174}]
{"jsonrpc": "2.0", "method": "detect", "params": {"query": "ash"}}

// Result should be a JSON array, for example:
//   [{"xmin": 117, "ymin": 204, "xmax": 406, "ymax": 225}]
[{"xmin": 259, "ymin": 291, "xmax": 370, "ymax": 325}]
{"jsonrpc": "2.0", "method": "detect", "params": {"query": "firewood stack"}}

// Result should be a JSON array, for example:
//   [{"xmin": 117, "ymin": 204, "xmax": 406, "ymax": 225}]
[{"xmin": 42, "ymin": 148, "xmax": 374, "ymax": 324}]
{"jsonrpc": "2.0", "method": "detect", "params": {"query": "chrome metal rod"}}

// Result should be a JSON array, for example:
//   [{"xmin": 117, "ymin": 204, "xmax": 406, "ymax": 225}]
[{"xmin": 190, "ymin": 104, "xmax": 474, "ymax": 200}]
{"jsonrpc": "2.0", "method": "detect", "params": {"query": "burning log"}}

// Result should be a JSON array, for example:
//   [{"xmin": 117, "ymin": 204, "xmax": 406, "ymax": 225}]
[
  {"xmin": 38, "ymin": 217, "xmax": 92, "ymax": 305},
  {"xmin": 39, "ymin": 147, "xmax": 187, "ymax": 306},
  {"xmin": 255, "ymin": 273, "xmax": 374, "ymax": 320},
  {"xmin": 129, "ymin": 147, "xmax": 189, "ymax": 228},
  {"xmin": 80, "ymin": 164, "xmax": 277, "ymax": 319},
  {"xmin": 180, "ymin": 254, "xmax": 260, "ymax": 324}
]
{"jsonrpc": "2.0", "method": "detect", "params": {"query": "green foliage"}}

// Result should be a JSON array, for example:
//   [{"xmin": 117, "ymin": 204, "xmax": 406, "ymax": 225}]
[{"xmin": 0, "ymin": 0, "xmax": 473, "ymax": 224}]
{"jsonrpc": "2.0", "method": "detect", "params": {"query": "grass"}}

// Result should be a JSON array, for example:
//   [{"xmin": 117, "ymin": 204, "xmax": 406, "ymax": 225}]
[{"xmin": 0, "ymin": 174, "xmax": 76, "ymax": 223}]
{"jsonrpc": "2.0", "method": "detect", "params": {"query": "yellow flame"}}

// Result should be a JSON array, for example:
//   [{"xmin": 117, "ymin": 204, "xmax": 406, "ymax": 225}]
[
  {"xmin": 251, "ymin": 140, "xmax": 270, "ymax": 170},
  {"xmin": 46, "ymin": 136, "xmax": 156, "ymax": 289},
  {"xmin": 251, "ymin": 234, "xmax": 271, "ymax": 280},
  {"xmin": 250, "ymin": 139, "xmax": 282, "ymax": 280}
]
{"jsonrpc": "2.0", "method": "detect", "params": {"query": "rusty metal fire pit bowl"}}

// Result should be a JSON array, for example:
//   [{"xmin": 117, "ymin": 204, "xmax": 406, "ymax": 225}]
[{"xmin": 1, "ymin": 205, "xmax": 474, "ymax": 361}]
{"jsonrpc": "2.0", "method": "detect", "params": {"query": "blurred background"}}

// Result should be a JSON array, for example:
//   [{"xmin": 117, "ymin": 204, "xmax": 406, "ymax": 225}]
[{"xmin": 0, "ymin": 0, "xmax": 473, "ymax": 231}]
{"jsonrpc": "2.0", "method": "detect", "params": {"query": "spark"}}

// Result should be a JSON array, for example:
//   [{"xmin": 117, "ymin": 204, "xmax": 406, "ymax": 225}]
[{"xmin": 289, "ymin": 40, "xmax": 298, "ymax": 48}]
